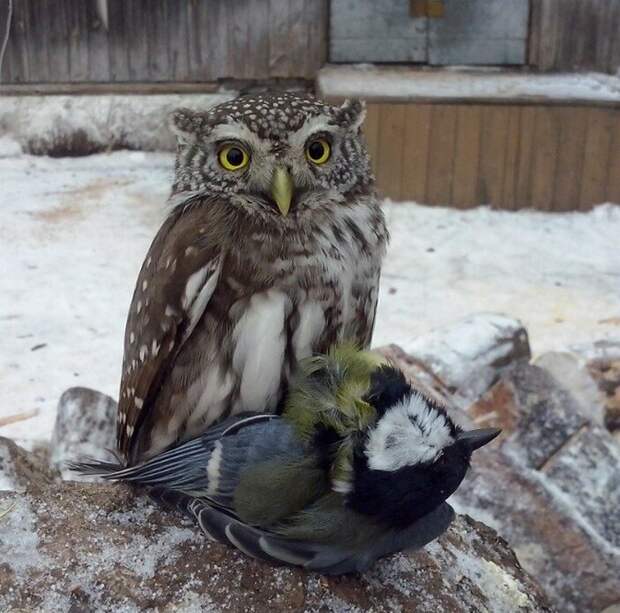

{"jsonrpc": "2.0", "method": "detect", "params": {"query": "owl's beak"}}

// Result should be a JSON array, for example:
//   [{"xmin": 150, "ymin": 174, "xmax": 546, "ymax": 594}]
[{"xmin": 271, "ymin": 167, "xmax": 294, "ymax": 216}]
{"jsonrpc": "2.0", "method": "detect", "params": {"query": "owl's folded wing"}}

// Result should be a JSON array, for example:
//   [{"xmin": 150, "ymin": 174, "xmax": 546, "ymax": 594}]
[{"xmin": 117, "ymin": 201, "xmax": 224, "ymax": 462}]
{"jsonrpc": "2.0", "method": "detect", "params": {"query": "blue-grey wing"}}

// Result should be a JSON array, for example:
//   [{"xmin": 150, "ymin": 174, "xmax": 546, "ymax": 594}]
[
  {"xmin": 69, "ymin": 413, "xmax": 301, "ymax": 510},
  {"xmin": 187, "ymin": 499, "xmax": 455, "ymax": 575}
]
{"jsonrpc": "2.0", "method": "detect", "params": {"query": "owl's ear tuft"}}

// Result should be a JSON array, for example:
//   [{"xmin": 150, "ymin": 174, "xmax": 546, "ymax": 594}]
[
  {"xmin": 338, "ymin": 99, "xmax": 367, "ymax": 132},
  {"xmin": 169, "ymin": 108, "xmax": 199, "ymax": 144}
]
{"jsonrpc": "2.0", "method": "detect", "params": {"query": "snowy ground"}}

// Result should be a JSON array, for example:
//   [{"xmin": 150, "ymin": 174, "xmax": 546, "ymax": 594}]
[{"xmin": 1, "ymin": 150, "xmax": 619, "ymax": 448}]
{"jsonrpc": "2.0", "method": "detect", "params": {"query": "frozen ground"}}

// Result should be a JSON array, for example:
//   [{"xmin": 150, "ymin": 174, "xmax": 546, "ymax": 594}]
[{"xmin": 1, "ymin": 149, "xmax": 619, "ymax": 448}]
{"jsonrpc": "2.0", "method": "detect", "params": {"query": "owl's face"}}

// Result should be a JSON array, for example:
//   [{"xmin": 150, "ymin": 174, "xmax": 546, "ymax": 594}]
[{"xmin": 169, "ymin": 92, "xmax": 373, "ymax": 218}]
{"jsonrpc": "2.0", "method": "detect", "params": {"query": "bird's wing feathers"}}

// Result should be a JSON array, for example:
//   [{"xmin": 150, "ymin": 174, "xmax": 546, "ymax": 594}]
[
  {"xmin": 117, "ymin": 204, "xmax": 224, "ymax": 460},
  {"xmin": 187, "ymin": 498, "xmax": 455, "ymax": 574},
  {"xmin": 78, "ymin": 413, "xmax": 286, "ymax": 508}
]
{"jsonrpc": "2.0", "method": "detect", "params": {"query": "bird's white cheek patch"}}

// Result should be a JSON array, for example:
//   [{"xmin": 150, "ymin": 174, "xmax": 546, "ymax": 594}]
[
  {"xmin": 292, "ymin": 301, "xmax": 325, "ymax": 361},
  {"xmin": 232, "ymin": 290, "xmax": 291, "ymax": 411}
]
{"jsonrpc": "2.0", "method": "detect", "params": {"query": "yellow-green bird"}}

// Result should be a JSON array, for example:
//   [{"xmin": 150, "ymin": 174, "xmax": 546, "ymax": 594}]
[{"xmin": 72, "ymin": 346, "xmax": 499, "ymax": 574}]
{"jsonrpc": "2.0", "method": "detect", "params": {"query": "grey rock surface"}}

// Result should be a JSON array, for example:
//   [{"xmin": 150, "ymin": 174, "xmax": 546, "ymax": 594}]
[
  {"xmin": 50, "ymin": 387, "xmax": 118, "ymax": 481},
  {"xmin": 0, "ymin": 471, "xmax": 551, "ymax": 613}
]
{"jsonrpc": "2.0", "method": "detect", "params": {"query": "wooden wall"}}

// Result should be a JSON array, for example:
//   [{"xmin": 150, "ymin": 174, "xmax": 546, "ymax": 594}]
[
  {"xmin": 529, "ymin": 0, "xmax": 620, "ymax": 74},
  {"xmin": 363, "ymin": 102, "xmax": 620, "ymax": 210},
  {"xmin": 1, "ymin": 0, "xmax": 328, "ymax": 83}
]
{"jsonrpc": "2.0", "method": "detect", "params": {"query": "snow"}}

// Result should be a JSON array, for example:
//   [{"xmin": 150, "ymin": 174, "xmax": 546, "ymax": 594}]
[
  {"xmin": 318, "ymin": 65, "xmax": 620, "ymax": 104},
  {"xmin": 1, "ymin": 149, "xmax": 619, "ymax": 448}
]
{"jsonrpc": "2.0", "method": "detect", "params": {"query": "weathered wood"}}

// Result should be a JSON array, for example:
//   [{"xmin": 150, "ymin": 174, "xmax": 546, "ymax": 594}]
[
  {"xmin": 452, "ymin": 105, "xmax": 481, "ymax": 208},
  {"xmin": 330, "ymin": 0, "xmax": 427, "ymax": 63},
  {"xmin": 552, "ymin": 107, "xmax": 588, "ymax": 212},
  {"xmin": 3, "ymin": 0, "xmax": 327, "ymax": 83},
  {"xmin": 350, "ymin": 100, "xmax": 620, "ymax": 210},
  {"xmin": 401, "ymin": 103, "xmax": 432, "ymax": 204},
  {"xmin": 429, "ymin": 0, "xmax": 529, "ymax": 66},
  {"xmin": 529, "ymin": 0, "xmax": 620, "ymax": 74},
  {"xmin": 426, "ymin": 105, "xmax": 457, "ymax": 205},
  {"xmin": 580, "ymin": 109, "xmax": 615, "ymax": 209},
  {"xmin": 376, "ymin": 104, "xmax": 407, "ymax": 201},
  {"xmin": 0, "ymin": 82, "xmax": 220, "ymax": 95},
  {"xmin": 480, "ymin": 106, "xmax": 511, "ymax": 206}
]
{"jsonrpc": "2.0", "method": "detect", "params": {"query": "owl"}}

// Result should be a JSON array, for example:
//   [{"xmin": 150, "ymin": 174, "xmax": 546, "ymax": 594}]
[{"xmin": 117, "ymin": 92, "xmax": 388, "ymax": 464}]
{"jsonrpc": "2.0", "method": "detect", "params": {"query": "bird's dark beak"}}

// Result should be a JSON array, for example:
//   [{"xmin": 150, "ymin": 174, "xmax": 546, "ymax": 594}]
[{"xmin": 457, "ymin": 428, "xmax": 501, "ymax": 452}]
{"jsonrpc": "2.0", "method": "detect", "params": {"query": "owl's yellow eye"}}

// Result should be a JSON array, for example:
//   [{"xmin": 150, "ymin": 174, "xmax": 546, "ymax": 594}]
[
  {"xmin": 306, "ymin": 138, "xmax": 331, "ymax": 165},
  {"xmin": 218, "ymin": 145, "xmax": 250, "ymax": 171}
]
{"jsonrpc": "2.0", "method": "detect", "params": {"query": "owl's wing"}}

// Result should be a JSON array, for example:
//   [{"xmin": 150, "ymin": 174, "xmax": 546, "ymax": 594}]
[{"xmin": 117, "ymin": 203, "xmax": 224, "ymax": 461}]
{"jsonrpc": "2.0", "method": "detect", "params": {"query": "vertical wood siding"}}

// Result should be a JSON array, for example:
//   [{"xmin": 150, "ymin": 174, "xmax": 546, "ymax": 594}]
[
  {"xmin": 529, "ymin": 0, "xmax": 620, "ymax": 74},
  {"xmin": 1, "ymin": 0, "xmax": 328, "ymax": 83},
  {"xmin": 364, "ymin": 102, "xmax": 620, "ymax": 210}
]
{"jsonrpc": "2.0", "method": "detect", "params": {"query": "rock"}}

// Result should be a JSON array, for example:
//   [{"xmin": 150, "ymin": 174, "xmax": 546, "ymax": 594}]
[
  {"xmin": 534, "ymin": 351, "xmax": 606, "ymax": 424},
  {"xmin": 470, "ymin": 362, "xmax": 588, "ymax": 470},
  {"xmin": 0, "ymin": 437, "xmax": 55, "ymax": 493},
  {"xmin": 588, "ymin": 358, "xmax": 620, "ymax": 432},
  {"xmin": 50, "ymin": 387, "xmax": 117, "ymax": 481},
  {"xmin": 401, "ymin": 313, "xmax": 531, "ymax": 405},
  {"xmin": 0, "ymin": 478, "xmax": 551, "ymax": 612},
  {"xmin": 459, "ymin": 362, "xmax": 620, "ymax": 612}
]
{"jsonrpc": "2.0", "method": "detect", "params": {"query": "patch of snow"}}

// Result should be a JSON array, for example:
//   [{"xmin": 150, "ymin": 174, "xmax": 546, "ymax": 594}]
[
  {"xmin": 0, "ymin": 93, "xmax": 235, "ymax": 153},
  {"xmin": 1, "ymin": 151, "xmax": 619, "ymax": 449},
  {"xmin": 318, "ymin": 65, "xmax": 620, "ymax": 104}
]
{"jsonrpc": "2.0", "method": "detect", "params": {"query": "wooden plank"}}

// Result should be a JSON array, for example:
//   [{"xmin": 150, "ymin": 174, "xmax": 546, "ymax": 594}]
[
  {"xmin": 552, "ymin": 107, "xmax": 588, "ymax": 211},
  {"xmin": 401, "ymin": 104, "xmax": 432, "ymax": 203},
  {"xmin": 0, "ymin": 82, "xmax": 221, "ymax": 96},
  {"xmin": 127, "ymin": 0, "xmax": 149, "ymax": 82},
  {"xmin": 580, "ymin": 108, "xmax": 615, "ymax": 209},
  {"xmin": 607, "ymin": 116, "xmax": 620, "ymax": 204},
  {"xmin": 269, "ymin": 0, "xmax": 290, "ymax": 77},
  {"xmin": 48, "ymin": 0, "xmax": 70, "ymax": 82},
  {"xmin": 362, "ymin": 103, "xmax": 381, "ymax": 177},
  {"xmin": 530, "ymin": 107, "xmax": 560, "ymax": 210},
  {"xmin": 247, "ymin": 0, "xmax": 270, "ymax": 80},
  {"xmin": 478, "ymin": 106, "xmax": 510, "ymax": 206},
  {"xmin": 203, "ymin": 0, "xmax": 228, "ymax": 80},
  {"xmin": 501, "ymin": 107, "xmax": 521, "ymax": 209},
  {"xmin": 86, "ymin": 0, "xmax": 110, "ymax": 82},
  {"xmin": 429, "ymin": 0, "xmax": 529, "ymax": 66},
  {"xmin": 307, "ymin": 0, "xmax": 328, "ymax": 78},
  {"xmin": 530, "ymin": 0, "xmax": 620, "ymax": 74},
  {"xmin": 451, "ymin": 105, "xmax": 481, "ymax": 208},
  {"xmin": 166, "ymin": 0, "xmax": 190, "ymax": 81},
  {"xmin": 426, "ymin": 105, "xmax": 457, "ymax": 205},
  {"xmin": 514, "ymin": 107, "xmax": 537, "ymax": 208},
  {"xmin": 375, "ymin": 104, "xmax": 407, "ymax": 201},
  {"xmin": 66, "ymin": 0, "xmax": 89, "ymax": 81},
  {"xmin": 107, "ymin": 0, "xmax": 130, "ymax": 81},
  {"xmin": 330, "ymin": 0, "xmax": 427, "ymax": 63}
]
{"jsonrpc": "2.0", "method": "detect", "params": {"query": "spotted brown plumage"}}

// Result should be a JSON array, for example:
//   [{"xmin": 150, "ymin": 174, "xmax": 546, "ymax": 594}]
[{"xmin": 117, "ymin": 92, "xmax": 388, "ymax": 464}]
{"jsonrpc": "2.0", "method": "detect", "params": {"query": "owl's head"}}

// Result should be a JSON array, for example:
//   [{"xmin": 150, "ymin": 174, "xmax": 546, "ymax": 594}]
[{"xmin": 168, "ymin": 92, "xmax": 373, "ymax": 217}]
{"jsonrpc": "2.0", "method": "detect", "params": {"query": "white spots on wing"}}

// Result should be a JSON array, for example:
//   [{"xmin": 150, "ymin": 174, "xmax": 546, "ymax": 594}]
[
  {"xmin": 126, "ymin": 424, "xmax": 134, "ymax": 437},
  {"xmin": 365, "ymin": 393, "xmax": 454, "ymax": 471},
  {"xmin": 292, "ymin": 301, "xmax": 325, "ymax": 361},
  {"xmin": 129, "ymin": 332, "xmax": 135, "ymax": 344},
  {"xmin": 169, "ymin": 340, "xmax": 175, "ymax": 352},
  {"xmin": 185, "ymin": 246, "xmax": 198, "ymax": 257},
  {"xmin": 139, "ymin": 345, "xmax": 148, "ymax": 362},
  {"xmin": 134, "ymin": 397, "xmax": 144, "ymax": 409},
  {"xmin": 182, "ymin": 257, "xmax": 223, "ymax": 339},
  {"xmin": 118, "ymin": 411, "xmax": 126, "ymax": 425},
  {"xmin": 186, "ymin": 361, "xmax": 234, "ymax": 436},
  {"xmin": 142, "ymin": 280, "xmax": 148, "ymax": 291},
  {"xmin": 151, "ymin": 339, "xmax": 160, "ymax": 357},
  {"xmin": 206, "ymin": 441, "xmax": 223, "ymax": 496},
  {"xmin": 146, "ymin": 256, "xmax": 152, "ymax": 268},
  {"xmin": 232, "ymin": 290, "xmax": 291, "ymax": 411}
]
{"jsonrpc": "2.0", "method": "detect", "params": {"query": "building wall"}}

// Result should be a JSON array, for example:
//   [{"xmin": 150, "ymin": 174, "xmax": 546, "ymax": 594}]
[
  {"xmin": 364, "ymin": 102, "xmax": 620, "ymax": 210},
  {"xmin": 1, "ymin": 0, "xmax": 328, "ymax": 84},
  {"xmin": 529, "ymin": 0, "xmax": 620, "ymax": 74}
]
